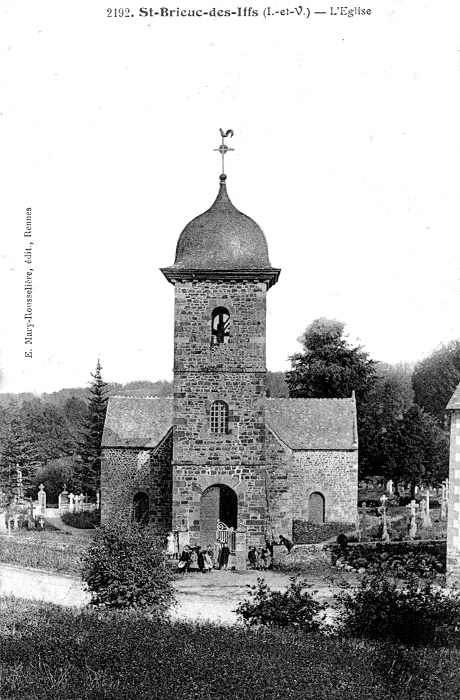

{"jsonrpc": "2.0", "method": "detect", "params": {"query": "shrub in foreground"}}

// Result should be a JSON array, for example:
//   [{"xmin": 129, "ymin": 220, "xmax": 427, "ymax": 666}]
[
  {"xmin": 81, "ymin": 521, "xmax": 174, "ymax": 612},
  {"xmin": 235, "ymin": 576, "xmax": 326, "ymax": 630},
  {"xmin": 3, "ymin": 598, "xmax": 460, "ymax": 699},
  {"xmin": 335, "ymin": 573, "xmax": 460, "ymax": 647}
]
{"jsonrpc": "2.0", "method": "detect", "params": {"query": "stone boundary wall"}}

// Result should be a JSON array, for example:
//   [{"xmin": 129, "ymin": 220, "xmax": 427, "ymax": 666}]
[
  {"xmin": 273, "ymin": 539, "xmax": 447, "ymax": 570},
  {"xmin": 272, "ymin": 542, "xmax": 330, "ymax": 568}
]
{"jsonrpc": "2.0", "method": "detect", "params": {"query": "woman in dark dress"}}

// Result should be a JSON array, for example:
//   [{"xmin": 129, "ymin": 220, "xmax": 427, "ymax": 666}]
[
  {"xmin": 220, "ymin": 543, "xmax": 230, "ymax": 570},
  {"xmin": 177, "ymin": 545, "xmax": 190, "ymax": 574}
]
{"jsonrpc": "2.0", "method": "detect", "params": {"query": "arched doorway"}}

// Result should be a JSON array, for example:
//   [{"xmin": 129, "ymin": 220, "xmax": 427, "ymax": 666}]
[
  {"xmin": 200, "ymin": 484, "xmax": 237, "ymax": 547},
  {"xmin": 308, "ymin": 492, "xmax": 325, "ymax": 524},
  {"xmin": 132, "ymin": 492, "xmax": 149, "ymax": 524}
]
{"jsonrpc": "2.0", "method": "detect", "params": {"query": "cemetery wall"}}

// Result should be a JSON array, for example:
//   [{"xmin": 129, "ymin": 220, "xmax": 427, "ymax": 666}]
[{"xmin": 272, "ymin": 542, "xmax": 329, "ymax": 568}]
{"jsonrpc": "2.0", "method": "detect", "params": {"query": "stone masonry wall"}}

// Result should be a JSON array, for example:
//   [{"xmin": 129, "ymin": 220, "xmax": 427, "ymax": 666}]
[
  {"xmin": 447, "ymin": 412, "xmax": 460, "ymax": 586},
  {"xmin": 101, "ymin": 431, "xmax": 173, "ymax": 527},
  {"xmin": 292, "ymin": 450, "xmax": 358, "ymax": 524},
  {"xmin": 150, "ymin": 431, "xmax": 173, "ymax": 528},
  {"xmin": 172, "ymin": 279, "xmax": 270, "ymax": 546},
  {"xmin": 173, "ymin": 280, "xmax": 267, "ymax": 372},
  {"xmin": 265, "ymin": 427, "xmax": 293, "ymax": 538}
]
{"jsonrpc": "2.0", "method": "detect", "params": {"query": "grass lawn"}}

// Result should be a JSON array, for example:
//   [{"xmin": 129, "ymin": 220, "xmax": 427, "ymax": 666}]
[
  {"xmin": 0, "ymin": 531, "xmax": 88, "ymax": 574},
  {"xmin": 1, "ymin": 596, "xmax": 460, "ymax": 700}
]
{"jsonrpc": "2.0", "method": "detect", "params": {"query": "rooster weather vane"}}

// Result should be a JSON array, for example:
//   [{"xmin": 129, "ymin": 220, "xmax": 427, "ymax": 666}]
[{"xmin": 214, "ymin": 128, "xmax": 234, "ymax": 176}]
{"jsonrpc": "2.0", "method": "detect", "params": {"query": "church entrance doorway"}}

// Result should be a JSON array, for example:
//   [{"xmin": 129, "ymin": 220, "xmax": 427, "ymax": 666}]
[{"xmin": 200, "ymin": 484, "xmax": 237, "ymax": 548}]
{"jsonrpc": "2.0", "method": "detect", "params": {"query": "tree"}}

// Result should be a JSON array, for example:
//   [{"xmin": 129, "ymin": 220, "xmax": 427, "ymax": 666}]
[
  {"xmin": 266, "ymin": 371, "xmax": 289, "ymax": 398},
  {"xmin": 286, "ymin": 318, "xmax": 376, "ymax": 403},
  {"xmin": 412, "ymin": 340, "xmax": 460, "ymax": 426},
  {"xmin": 79, "ymin": 359, "xmax": 108, "ymax": 497},
  {"xmin": 382, "ymin": 405, "xmax": 449, "ymax": 497},
  {"xmin": 0, "ymin": 406, "xmax": 41, "ymax": 494},
  {"xmin": 81, "ymin": 521, "xmax": 174, "ymax": 611},
  {"xmin": 359, "ymin": 362, "xmax": 414, "ymax": 478}
]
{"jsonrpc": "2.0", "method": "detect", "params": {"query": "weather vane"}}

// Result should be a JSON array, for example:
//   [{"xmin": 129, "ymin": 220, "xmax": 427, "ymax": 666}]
[{"xmin": 214, "ymin": 128, "xmax": 234, "ymax": 176}]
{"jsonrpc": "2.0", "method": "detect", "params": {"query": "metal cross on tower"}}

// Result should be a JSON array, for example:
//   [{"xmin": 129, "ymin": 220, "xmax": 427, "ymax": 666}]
[{"xmin": 214, "ymin": 128, "xmax": 234, "ymax": 175}]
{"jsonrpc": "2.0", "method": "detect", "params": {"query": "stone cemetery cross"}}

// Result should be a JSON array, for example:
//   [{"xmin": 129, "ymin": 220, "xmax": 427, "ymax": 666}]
[
  {"xmin": 379, "ymin": 494, "xmax": 390, "ymax": 542},
  {"xmin": 441, "ymin": 480, "xmax": 448, "ymax": 521},
  {"xmin": 407, "ymin": 499, "xmax": 419, "ymax": 540}
]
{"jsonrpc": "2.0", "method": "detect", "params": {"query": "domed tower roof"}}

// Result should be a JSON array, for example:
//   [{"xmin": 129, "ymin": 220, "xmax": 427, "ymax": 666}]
[{"xmin": 162, "ymin": 174, "xmax": 280, "ymax": 289}]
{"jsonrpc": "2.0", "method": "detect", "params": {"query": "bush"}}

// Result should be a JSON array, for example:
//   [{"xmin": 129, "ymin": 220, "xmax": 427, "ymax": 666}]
[
  {"xmin": 335, "ymin": 573, "xmax": 460, "ymax": 647},
  {"xmin": 5, "ymin": 598, "xmax": 460, "ymax": 700},
  {"xmin": 235, "ymin": 576, "xmax": 326, "ymax": 630},
  {"xmin": 81, "ymin": 521, "xmax": 175, "ymax": 612},
  {"xmin": 61, "ymin": 510, "xmax": 100, "ymax": 529}
]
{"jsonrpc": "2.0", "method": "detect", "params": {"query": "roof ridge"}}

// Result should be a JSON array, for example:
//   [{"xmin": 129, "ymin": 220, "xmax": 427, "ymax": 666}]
[
  {"xmin": 267, "ymin": 396, "xmax": 354, "ymax": 402},
  {"xmin": 110, "ymin": 395, "xmax": 173, "ymax": 400}
]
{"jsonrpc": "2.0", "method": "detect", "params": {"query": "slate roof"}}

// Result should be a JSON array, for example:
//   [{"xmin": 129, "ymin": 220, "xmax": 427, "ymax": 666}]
[
  {"xmin": 101, "ymin": 395, "xmax": 357, "ymax": 451},
  {"xmin": 446, "ymin": 381, "xmax": 460, "ymax": 410},
  {"xmin": 163, "ymin": 179, "xmax": 275, "ymax": 271},
  {"xmin": 266, "ymin": 397, "xmax": 357, "ymax": 450},
  {"xmin": 102, "ymin": 397, "xmax": 173, "ymax": 448}
]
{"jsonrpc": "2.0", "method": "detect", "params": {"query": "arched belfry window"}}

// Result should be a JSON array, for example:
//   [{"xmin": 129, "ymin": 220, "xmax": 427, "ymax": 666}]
[
  {"xmin": 210, "ymin": 400, "xmax": 229, "ymax": 434},
  {"xmin": 211, "ymin": 307, "xmax": 230, "ymax": 346}
]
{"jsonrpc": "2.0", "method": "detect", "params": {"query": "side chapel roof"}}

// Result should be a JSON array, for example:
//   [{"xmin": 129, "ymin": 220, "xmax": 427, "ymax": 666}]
[
  {"xmin": 266, "ymin": 397, "xmax": 358, "ymax": 450},
  {"xmin": 102, "ymin": 395, "xmax": 357, "ymax": 451},
  {"xmin": 102, "ymin": 397, "xmax": 173, "ymax": 448}
]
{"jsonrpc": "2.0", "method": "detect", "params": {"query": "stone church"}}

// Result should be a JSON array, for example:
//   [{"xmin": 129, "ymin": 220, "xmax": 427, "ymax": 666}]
[{"xmin": 101, "ymin": 152, "xmax": 358, "ymax": 567}]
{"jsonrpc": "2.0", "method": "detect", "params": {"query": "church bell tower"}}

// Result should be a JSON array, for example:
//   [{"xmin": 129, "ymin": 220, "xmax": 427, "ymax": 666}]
[{"xmin": 161, "ymin": 131, "xmax": 280, "ymax": 553}]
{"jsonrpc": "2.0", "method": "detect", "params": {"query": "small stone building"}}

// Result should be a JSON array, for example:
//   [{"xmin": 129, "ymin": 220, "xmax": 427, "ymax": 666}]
[{"xmin": 101, "ymin": 171, "xmax": 358, "ymax": 566}]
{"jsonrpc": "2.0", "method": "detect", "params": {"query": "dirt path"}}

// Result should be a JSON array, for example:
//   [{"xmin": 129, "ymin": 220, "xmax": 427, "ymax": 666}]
[{"xmin": 0, "ymin": 564, "xmax": 347, "ymax": 623}]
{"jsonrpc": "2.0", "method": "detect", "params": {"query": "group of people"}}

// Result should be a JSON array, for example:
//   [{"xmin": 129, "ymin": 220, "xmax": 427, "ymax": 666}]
[
  {"xmin": 247, "ymin": 545, "xmax": 272, "ymax": 570},
  {"xmin": 177, "ymin": 543, "xmax": 232, "ymax": 574},
  {"xmin": 177, "ymin": 542, "xmax": 275, "ymax": 573}
]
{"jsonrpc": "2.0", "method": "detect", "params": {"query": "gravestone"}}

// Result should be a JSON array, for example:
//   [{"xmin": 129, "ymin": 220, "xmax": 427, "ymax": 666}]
[
  {"xmin": 407, "ymin": 500, "xmax": 419, "ymax": 540},
  {"xmin": 422, "ymin": 489, "xmax": 432, "ymax": 528},
  {"xmin": 37, "ymin": 484, "xmax": 46, "ymax": 514},
  {"xmin": 59, "ymin": 484, "xmax": 69, "ymax": 514},
  {"xmin": 379, "ymin": 494, "xmax": 390, "ymax": 542}
]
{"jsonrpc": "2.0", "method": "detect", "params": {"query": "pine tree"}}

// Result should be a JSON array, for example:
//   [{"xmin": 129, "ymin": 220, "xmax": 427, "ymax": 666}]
[
  {"xmin": 79, "ymin": 359, "xmax": 108, "ymax": 497},
  {"xmin": 0, "ymin": 406, "xmax": 41, "ymax": 496}
]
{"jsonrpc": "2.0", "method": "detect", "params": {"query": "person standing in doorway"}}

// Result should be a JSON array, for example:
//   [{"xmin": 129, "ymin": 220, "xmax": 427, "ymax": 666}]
[{"xmin": 220, "ymin": 543, "xmax": 230, "ymax": 570}]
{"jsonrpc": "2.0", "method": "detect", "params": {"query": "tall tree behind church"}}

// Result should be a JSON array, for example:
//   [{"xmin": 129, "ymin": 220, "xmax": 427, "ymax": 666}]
[
  {"xmin": 79, "ymin": 359, "xmax": 108, "ymax": 497},
  {"xmin": 286, "ymin": 318, "xmax": 376, "ymax": 402},
  {"xmin": 286, "ymin": 318, "xmax": 378, "ymax": 476}
]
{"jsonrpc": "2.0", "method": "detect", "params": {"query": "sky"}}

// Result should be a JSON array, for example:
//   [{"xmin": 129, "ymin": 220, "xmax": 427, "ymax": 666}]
[{"xmin": 1, "ymin": 0, "xmax": 460, "ymax": 394}]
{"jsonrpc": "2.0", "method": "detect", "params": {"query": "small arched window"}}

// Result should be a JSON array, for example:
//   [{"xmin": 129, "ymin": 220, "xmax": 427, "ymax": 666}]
[
  {"xmin": 210, "ymin": 400, "xmax": 229, "ymax": 434},
  {"xmin": 211, "ymin": 307, "xmax": 230, "ymax": 346},
  {"xmin": 308, "ymin": 492, "xmax": 325, "ymax": 524},
  {"xmin": 133, "ymin": 492, "xmax": 150, "ymax": 524}
]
